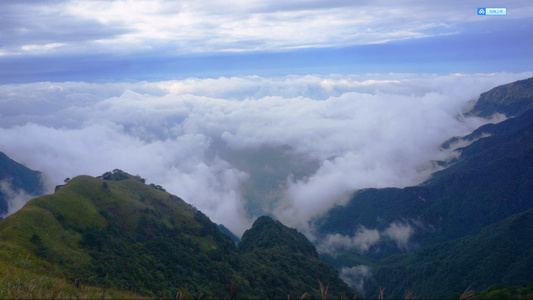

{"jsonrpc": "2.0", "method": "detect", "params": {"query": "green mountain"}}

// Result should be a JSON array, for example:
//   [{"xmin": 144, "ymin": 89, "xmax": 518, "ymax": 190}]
[
  {"xmin": 0, "ymin": 151, "xmax": 45, "ymax": 215},
  {"xmin": 217, "ymin": 224, "xmax": 240, "ymax": 244},
  {"xmin": 237, "ymin": 216, "xmax": 357, "ymax": 299},
  {"xmin": 239, "ymin": 216, "xmax": 317, "ymax": 256},
  {"xmin": 0, "ymin": 170, "xmax": 354, "ymax": 299},
  {"xmin": 363, "ymin": 209, "xmax": 533, "ymax": 299}
]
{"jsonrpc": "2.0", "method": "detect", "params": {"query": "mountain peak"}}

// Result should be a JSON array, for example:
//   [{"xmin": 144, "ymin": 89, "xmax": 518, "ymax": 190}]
[{"xmin": 239, "ymin": 215, "xmax": 318, "ymax": 258}]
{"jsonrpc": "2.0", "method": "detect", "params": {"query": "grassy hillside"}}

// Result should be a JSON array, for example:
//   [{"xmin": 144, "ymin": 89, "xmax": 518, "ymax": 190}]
[
  {"xmin": 0, "ymin": 170, "xmax": 354, "ymax": 298},
  {"xmin": 0, "ymin": 240, "xmax": 142, "ymax": 299}
]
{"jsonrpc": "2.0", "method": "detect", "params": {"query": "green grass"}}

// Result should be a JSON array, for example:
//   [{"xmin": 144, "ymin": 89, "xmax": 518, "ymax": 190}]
[{"xmin": 0, "ymin": 240, "xmax": 143, "ymax": 299}]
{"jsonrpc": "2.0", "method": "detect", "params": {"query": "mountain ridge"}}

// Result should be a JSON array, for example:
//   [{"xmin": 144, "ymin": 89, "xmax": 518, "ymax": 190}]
[
  {"xmin": 0, "ymin": 170, "xmax": 355, "ymax": 299},
  {"xmin": 468, "ymin": 76, "xmax": 533, "ymax": 118}
]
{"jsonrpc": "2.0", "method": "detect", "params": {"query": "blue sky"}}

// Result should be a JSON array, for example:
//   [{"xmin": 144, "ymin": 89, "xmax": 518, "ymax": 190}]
[{"xmin": 1, "ymin": 0, "xmax": 532, "ymax": 82}]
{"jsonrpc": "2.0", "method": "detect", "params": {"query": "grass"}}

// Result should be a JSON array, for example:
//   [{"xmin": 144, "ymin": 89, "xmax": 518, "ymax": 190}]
[
  {"xmin": 0, "ymin": 261, "xmax": 145, "ymax": 299},
  {"xmin": 1, "ymin": 273, "xmax": 343, "ymax": 300},
  {"xmin": 0, "ymin": 244, "xmax": 142, "ymax": 299}
]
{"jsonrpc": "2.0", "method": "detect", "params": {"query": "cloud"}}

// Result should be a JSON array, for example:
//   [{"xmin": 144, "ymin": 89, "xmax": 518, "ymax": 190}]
[
  {"xmin": 0, "ymin": 122, "xmax": 251, "ymax": 235},
  {"xmin": 340, "ymin": 265, "xmax": 372, "ymax": 295},
  {"xmin": 2, "ymin": 0, "xmax": 533, "ymax": 56},
  {"xmin": 382, "ymin": 222, "xmax": 414, "ymax": 251},
  {"xmin": 318, "ymin": 227, "xmax": 381, "ymax": 254},
  {"xmin": 0, "ymin": 1, "xmax": 129, "ymax": 55},
  {"xmin": 0, "ymin": 72, "xmax": 531, "ymax": 236},
  {"xmin": 272, "ymin": 73, "xmax": 533, "ymax": 229},
  {"xmin": 317, "ymin": 222, "xmax": 415, "ymax": 254},
  {"xmin": 0, "ymin": 178, "xmax": 37, "ymax": 218}
]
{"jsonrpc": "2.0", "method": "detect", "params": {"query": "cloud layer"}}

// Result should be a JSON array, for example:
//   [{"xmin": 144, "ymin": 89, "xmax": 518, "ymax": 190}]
[{"xmin": 0, "ymin": 73, "xmax": 531, "ymax": 235}]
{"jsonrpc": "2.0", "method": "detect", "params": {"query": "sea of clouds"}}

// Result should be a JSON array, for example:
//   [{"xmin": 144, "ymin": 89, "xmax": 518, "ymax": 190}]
[{"xmin": 0, "ymin": 72, "xmax": 531, "ymax": 236}]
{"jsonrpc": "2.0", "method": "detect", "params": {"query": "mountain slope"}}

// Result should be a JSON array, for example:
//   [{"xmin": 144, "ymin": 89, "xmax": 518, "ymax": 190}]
[
  {"xmin": 316, "ymin": 107, "xmax": 533, "ymax": 253},
  {"xmin": 0, "ymin": 170, "xmax": 354, "ymax": 298},
  {"xmin": 217, "ymin": 224, "xmax": 240, "ymax": 244},
  {"xmin": 0, "ymin": 172, "xmax": 237, "ymax": 298},
  {"xmin": 468, "ymin": 76, "xmax": 533, "ymax": 117},
  {"xmin": 238, "ymin": 216, "xmax": 357, "ymax": 299},
  {"xmin": 0, "ymin": 152, "xmax": 45, "ymax": 215},
  {"xmin": 364, "ymin": 209, "xmax": 533, "ymax": 299}
]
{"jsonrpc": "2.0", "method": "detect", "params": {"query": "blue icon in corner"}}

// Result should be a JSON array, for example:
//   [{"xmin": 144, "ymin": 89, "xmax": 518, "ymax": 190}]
[{"xmin": 478, "ymin": 7, "xmax": 507, "ymax": 16}]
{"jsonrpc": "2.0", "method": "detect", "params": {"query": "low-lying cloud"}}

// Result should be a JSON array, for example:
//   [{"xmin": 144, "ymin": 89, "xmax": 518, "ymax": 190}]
[
  {"xmin": 0, "ymin": 72, "xmax": 531, "ymax": 236},
  {"xmin": 340, "ymin": 265, "xmax": 372, "ymax": 295},
  {"xmin": 382, "ymin": 222, "xmax": 414, "ymax": 251},
  {"xmin": 0, "ymin": 179, "xmax": 37, "ymax": 218},
  {"xmin": 317, "ymin": 222, "xmax": 415, "ymax": 254},
  {"xmin": 318, "ymin": 227, "xmax": 381, "ymax": 254}
]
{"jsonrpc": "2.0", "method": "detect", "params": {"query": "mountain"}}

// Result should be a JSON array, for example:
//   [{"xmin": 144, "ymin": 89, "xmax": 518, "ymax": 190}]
[
  {"xmin": 316, "ymin": 100, "xmax": 533, "ymax": 254},
  {"xmin": 468, "ymin": 76, "xmax": 533, "ymax": 118},
  {"xmin": 239, "ymin": 216, "xmax": 317, "ymax": 256},
  {"xmin": 0, "ymin": 170, "xmax": 354, "ymax": 299},
  {"xmin": 314, "ymin": 77, "xmax": 533, "ymax": 297},
  {"xmin": 217, "ymin": 224, "xmax": 240, "ymax": 244},
  {"xmin": 364, "ymin": 209, "xmax": 533, "ymax": 299},
  {"xmin": 237, "ymin": 216, "xmax": 357, "ymax": 299},
  {"xmin": 0, "ymin": 151, "xmax": 46, "ymax": 216}
]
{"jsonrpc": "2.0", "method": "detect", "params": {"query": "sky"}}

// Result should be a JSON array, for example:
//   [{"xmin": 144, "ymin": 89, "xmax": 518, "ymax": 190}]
[
  {"xmin": 1, "ymin": 0, "xmax": 533, "ymax": 81},
  {"xmin": 1, "ymin": 0, "xmax": 533, "ymax": 239}
]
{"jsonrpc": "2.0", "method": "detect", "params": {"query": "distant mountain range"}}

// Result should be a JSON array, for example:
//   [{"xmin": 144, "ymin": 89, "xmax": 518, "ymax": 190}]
[{"xmin": 315, "ymin": 76, "xmax": 533, "ymax": 298}]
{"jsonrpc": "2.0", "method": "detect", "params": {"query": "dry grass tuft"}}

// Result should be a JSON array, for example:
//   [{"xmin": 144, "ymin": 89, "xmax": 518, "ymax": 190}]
[
  {"xmin": 318, "ymin": 279, "xmax": 329, "ymax": 300},
  {"xmin": 459, "ymin": 286, "xmax": 477, "ymax": 300},
  {"xmin": 378, "ymin": 285, "xmax": 385, "ymax": 300}
]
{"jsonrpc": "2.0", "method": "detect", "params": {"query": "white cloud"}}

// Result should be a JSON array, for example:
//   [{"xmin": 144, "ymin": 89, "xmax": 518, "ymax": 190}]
[
  {"xmin": 318, "ymin": 227, "xmax": 381, "ymax": 254},
  {"xmin": 382, "ymin": 222, "xmax": 414, "ymax": 251},
  {"xmin": 0, "ymin": 72, "xmax": 531, "ymax": 235},
  {"xmin": 340, "ymin": 265, "xmax": 372, "ymax": 295},
  {"xmin": 0, "ymin": 122, "xmax": 251, "ymax": 235},
  {"xmin": 0, "ymin": 179, "xmax": 39, "ymax": 218},
  {"xmin": 2, "ymin": 0, "xmax": 533, "ymax": 55},
  {"xmin": 317, "ymin": 222, "xmax": 415, "ymax": 254}
]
